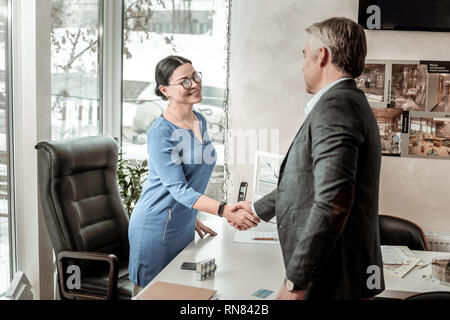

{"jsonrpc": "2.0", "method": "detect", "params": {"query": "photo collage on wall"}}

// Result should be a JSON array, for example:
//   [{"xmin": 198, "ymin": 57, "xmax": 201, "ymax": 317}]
[{"xmin": 356, "ymin": 60, "xmax": 450, "ymax": 159}]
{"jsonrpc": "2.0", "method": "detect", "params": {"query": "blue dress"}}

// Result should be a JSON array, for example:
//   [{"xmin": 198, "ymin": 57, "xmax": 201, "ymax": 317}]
[{"xmin": 128, "ymin": 110, "xmax": 217, "ymax": 287}]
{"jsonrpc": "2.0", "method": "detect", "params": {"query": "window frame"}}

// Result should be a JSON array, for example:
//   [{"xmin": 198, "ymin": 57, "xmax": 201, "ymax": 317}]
[
  {"xmin": 98, "ymin": 0, "xmax": 105, "ymax": 134},
  {"xmin": 102, "ymin": 0, "xmax": 123, "ymax": 140},
  {"xmin": 4, "ymin": 0, "xmax": 15, "ymax": 295}
]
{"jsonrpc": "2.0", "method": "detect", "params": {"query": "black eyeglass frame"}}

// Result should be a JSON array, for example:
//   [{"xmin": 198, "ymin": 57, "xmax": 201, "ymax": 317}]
[{"xmin": 166, "ymin": 71, "xmax": 202, "ymax": 90}]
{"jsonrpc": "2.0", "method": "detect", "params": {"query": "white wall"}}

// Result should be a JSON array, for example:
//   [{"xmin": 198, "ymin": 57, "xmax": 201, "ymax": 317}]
[{"xmin": 227, "ymin": 0, "xmax": 450, "ymax": 233}]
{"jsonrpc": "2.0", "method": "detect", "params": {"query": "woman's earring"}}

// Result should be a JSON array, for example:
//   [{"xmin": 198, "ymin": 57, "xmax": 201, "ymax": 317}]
[
  {"xmin": 161, "ymin": 87, "xmax": 169, "ymax": 100},
  {"xmin": 160, "ymin": 86, "xmax": 167, "ymax": 96}
]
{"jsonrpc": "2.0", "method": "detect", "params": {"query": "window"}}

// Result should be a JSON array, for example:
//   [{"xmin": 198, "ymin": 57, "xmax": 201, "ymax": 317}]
[
  {"xmin": 50, "ymin": 0, "xmax": 103, "ymax": 140},
  {"xmin": 122, "ymin": 0, "xmax": 229, "ymax": 200},
  {"xmin": 0, "ymin": 0, "xmax": 12, "ymax": 296}
]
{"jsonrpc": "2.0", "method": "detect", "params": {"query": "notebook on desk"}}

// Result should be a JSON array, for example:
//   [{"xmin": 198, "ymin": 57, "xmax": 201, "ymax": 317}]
[
  {"xmin": 134, "ymin": 281, "xmax": 217, "ymax": 300},
  {"xmin": 381, "ymin": 246, "xmax": 422, "ymax": 278}
]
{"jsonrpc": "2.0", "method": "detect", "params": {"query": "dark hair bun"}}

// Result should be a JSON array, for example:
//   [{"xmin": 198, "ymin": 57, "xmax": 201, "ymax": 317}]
[{"xmin": 154, "ymin": 55, "xmax": 193, "ymax": 101}]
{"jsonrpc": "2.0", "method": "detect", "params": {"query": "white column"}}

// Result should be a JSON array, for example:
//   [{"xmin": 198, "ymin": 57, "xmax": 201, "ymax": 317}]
[{"xmin": 12, "ymin": 0, "xmax": 53, "ymax": 299}]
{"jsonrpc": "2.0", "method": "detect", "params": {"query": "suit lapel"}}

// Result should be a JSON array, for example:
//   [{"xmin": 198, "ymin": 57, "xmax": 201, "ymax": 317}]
[
  {"xmin": 276, "ymin": 81, "xmax": 356, "ymax": 184},
  {"xmin": 277, "ymin": 122, "xmax": 305, "ymax": 186}
]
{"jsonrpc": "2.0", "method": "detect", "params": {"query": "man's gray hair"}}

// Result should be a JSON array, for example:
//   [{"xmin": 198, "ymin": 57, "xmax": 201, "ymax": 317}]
[{"xmin": 306, "ymin": 17, "xmax": 367, "ymax": 78}]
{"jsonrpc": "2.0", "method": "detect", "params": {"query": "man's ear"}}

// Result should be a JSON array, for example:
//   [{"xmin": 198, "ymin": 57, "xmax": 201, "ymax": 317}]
[{"xmin": 318, "ymin": 47, "xmax": 329, "ymax": 67}]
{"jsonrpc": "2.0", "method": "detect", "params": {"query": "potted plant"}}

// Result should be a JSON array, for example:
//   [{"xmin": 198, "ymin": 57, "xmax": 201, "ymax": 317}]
[{"xmin": 117, "ymin": 152, "xmax": 148, "ymax": 217}]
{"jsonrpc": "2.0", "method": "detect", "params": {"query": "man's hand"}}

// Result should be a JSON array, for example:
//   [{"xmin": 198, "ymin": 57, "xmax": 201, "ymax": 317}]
[
  {"xmin": 223, "ymin": 204, "xmax": 260, "ymax": 230},
  {"xmin": 231, "ymin": 201, "xmax": 254, "ymax": 215},
  {"xmin": 195, "ymin": 219, "xmax": 217, "ymax": 239},
  {"xmin": 276, "ymin": 283, "xmax": 305, "ymax": 300},
  {"xmin": 227, "ymin": 202, "xmax": 258, "ymax": 230}
]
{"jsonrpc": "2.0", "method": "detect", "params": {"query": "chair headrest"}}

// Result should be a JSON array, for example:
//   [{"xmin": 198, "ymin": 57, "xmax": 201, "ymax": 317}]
[{"xmin": 35, "ymin": 135, "xmax": 119, "ymax": 177}]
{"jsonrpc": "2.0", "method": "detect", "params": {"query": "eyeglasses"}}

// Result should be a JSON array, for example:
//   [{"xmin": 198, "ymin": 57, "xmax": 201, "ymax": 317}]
[{"xmin": 167, "ymin": 71, "xmax": 202, "ymax": 90}]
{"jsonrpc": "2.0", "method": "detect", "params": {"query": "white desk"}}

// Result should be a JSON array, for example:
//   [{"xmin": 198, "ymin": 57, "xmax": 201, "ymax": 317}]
[
  {"xmin": 378, "ymin": 250, "xmax": 450, "ymax": 299},
  {"xmin": 144, "ymin": 212, "xmax": 450, "ymax": 300},
  {"xmin": 145, "ymin": 212, "xmax": 285, "ymax": 300}
]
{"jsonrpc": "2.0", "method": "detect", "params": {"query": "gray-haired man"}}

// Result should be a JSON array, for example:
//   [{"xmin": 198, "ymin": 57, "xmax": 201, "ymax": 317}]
[{"xmin": 232, "ymin": 17, "xmax": 385, "ymax": 300}]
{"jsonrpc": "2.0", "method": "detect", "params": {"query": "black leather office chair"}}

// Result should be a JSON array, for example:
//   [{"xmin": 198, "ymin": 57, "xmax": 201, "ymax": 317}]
[
  {"xmin": 35, "ymin": 135, "xmax": 133, "ymax": 300},
  {"xmin": 379, "ymin": 214, "xmax": 429, "ymax": 251},
  {"xmin": 404, "ymin": 291, "xmax": 450, "ymax": 300}
]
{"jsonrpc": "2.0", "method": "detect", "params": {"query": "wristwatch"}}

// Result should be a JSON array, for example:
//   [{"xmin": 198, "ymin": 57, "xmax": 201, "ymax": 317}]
[
  {"xmin": 217, "ymin": 201, "xmax": 226, "ymax": 217},
  {"xmin": 285, "ymin": 277, "xmax": 300, "ymax": 291}
]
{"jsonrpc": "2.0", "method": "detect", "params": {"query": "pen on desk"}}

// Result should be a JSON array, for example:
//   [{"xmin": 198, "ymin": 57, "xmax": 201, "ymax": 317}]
[{"xmin": 253, "ymin": 237, "xmax": 278, "ymax": 241}]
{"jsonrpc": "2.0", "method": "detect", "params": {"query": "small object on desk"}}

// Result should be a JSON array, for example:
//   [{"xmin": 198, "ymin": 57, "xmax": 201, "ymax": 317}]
[
  {"xmin": 417, "ymin": 262, "xmax": 430, "ymax": 270},
  {"xmin": 196, "ymin": 258, "xmax": 217, "ymax": 281},
  {"xmin": 252, "ymin": 289, "xmax": 273, "ymax": 299},
  {"xmin": 431, "ymin": 256, "xmax": 450, "ymax": 286},
  {"xmin": 233, "ymin": 231, "xmax": 280, "ymax": 244},
  {"xmin": 237, "ymin": 181, "xmax": 248, "ymax": 202},
  {"xmin": 180, "ymin": 262, "xmax": 197, "ymax": 270}
]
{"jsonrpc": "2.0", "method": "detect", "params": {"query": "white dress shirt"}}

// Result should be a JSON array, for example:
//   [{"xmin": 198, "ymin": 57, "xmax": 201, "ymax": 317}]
[{"xmin": 304, "ymin": 77, "xmax": 353, "ymax": 116}]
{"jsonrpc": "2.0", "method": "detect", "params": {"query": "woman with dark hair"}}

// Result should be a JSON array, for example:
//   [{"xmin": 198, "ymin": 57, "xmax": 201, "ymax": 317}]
[{"xmin": 128, "ymin": 55, "xmax": 260, "ymax": 295}]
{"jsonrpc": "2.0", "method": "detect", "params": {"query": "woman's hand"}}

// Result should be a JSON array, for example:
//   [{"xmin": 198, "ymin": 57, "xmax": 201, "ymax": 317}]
[{"xmin": 195, "ymin": 219, "xmax": 217, "ymax": 239}]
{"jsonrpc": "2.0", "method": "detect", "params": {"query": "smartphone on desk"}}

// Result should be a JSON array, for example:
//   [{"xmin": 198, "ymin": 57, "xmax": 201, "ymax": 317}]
[
  {"xmin": 237, "ymin": 182, "xmax": 248, "ymax": 202},
  {"xmin": 180, "ymin": 262, "xmax": 196, "ymax": 270}
]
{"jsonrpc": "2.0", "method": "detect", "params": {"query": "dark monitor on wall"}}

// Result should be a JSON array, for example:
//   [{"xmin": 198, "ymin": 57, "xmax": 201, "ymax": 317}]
[{"xmin": 358, "ymin": 0, "xmax": 450, "ymax": 32}]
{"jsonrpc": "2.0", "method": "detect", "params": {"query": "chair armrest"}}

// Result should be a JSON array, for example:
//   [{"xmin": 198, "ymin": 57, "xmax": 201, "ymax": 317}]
[{"xmin": 57, "ymin": 250, "xmax": 119, "ymax": 300}]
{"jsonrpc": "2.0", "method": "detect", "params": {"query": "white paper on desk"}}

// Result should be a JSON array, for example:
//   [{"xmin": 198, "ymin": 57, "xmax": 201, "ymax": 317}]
[
  {"xmin": 233, "ymin": 231, "xmax": 280, "ymax": 245},
  {"xmin": 383, "ymin": 257, "xmax": 421, "ymax": 278},
  {"xmin": 381, "ymin": 246, "xmax": 409, "ymax": 265},
  {"xmin": 381, "ymin": 246, "xmax": 421, "ymax": 278}
]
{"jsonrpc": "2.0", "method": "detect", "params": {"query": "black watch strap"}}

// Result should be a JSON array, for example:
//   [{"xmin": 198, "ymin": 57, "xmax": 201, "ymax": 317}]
[{"xmin": 217, "ymin": 201, "xmax": 226, "ymax": 217}]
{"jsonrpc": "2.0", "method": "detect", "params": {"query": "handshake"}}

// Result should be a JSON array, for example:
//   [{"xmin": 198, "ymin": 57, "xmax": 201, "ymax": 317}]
[{"xmin": 222, "ymin": 201, "xmax": 260, "ymax": 231}]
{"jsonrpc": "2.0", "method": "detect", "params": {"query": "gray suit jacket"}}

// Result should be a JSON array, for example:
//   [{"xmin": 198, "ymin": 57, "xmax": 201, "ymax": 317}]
[{"xmin": 254, "ymin": 79, "xmax": 385, "ymax": 299}]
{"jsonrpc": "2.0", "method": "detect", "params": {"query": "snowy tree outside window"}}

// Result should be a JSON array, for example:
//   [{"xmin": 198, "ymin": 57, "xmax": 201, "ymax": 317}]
[{"xmin": 122, "ymin": 0, "xmax": 230, "ymax": 201}]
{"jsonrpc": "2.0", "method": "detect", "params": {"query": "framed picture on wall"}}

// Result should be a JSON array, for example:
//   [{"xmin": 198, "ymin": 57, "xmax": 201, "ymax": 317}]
[
  {"xmin": 405, "ymin": 112, "xmax": 450, "ymax": 159},
  {"xmin": 356, "ymin": 61, "xmax": 389, "ymax": 108},
  {"xmin": 422, "ymin": 61, "xmax": 450, "ymax": 113},
  {"xmin": 426, "ymin": 73, "xmax": 450, "ymax": 112},
  {"xmin": 372, "ymin": 107, "xmax": 403, "ymax": 156},
  {"xmin": 390, "ymin": 64, "xmax": 428, "ymax": 111},
  {"xmin": 361, "ymin": 59, "xmax": 450, "ymax": 160}
]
